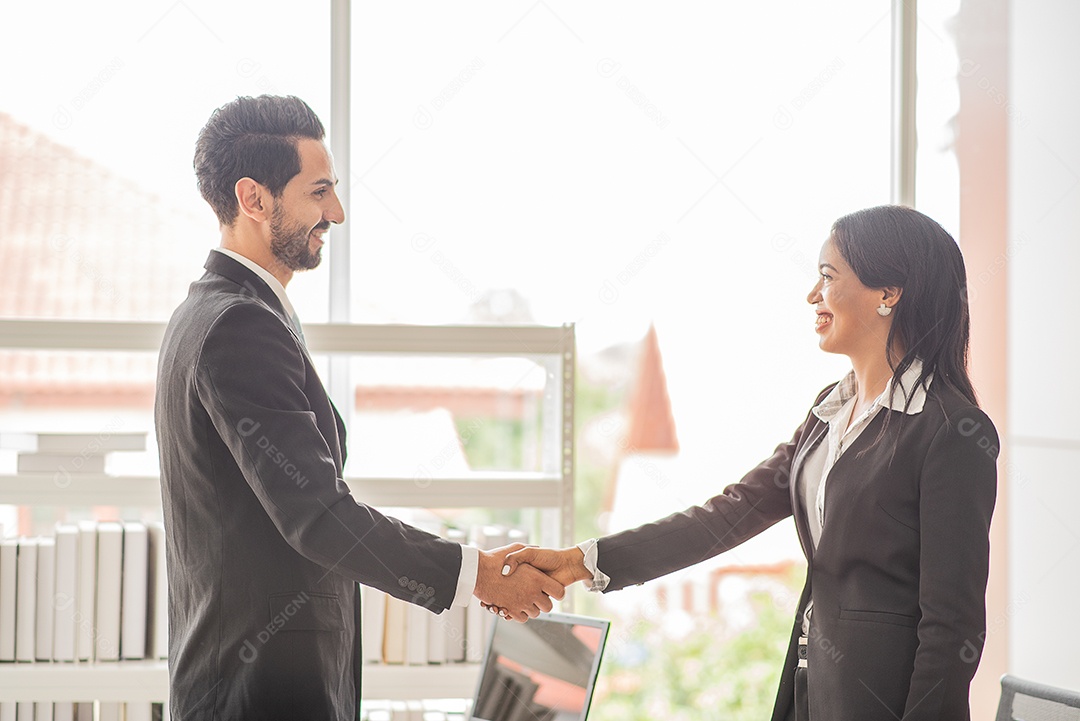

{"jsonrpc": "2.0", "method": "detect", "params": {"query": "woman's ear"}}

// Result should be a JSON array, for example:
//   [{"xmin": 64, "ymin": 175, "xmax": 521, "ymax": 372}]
[
  {"xmin": 234, "ymin": 177, "xmax": 270, "ymax": 223},
  {"xmin": 881, "ymin": 286, "xmax": 903, "ymax": 310}
]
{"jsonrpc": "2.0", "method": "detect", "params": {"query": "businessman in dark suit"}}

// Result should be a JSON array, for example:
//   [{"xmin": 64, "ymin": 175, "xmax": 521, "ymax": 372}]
[{"xmin": 155, "ymin": 95, "xmax": 562, "ymax": 720}]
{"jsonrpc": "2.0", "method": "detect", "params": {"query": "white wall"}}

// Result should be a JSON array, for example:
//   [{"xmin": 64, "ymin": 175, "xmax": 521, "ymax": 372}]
[{"xmin": 1007, "ymin": 0, "xmax": 1080, "ymax": 688}]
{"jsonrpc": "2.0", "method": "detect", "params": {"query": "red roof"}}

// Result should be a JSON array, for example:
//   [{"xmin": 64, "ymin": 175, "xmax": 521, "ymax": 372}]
[
  {"xmin": 0, "ymin": 112, "xmax": 214, "ymax": 406},
  {"xmin": 625, "ymin": 324, "xmax": 679, "ymax": 453}
]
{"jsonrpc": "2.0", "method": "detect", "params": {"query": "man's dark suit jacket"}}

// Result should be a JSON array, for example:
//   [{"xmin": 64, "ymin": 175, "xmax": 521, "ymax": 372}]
[
  {"xmin": 597, "ymin": 382, "xmax": 999, "ymax": 721},
  {"xmin": 155, "ymin": 251, "xmax": 463, "ymax": 720}
]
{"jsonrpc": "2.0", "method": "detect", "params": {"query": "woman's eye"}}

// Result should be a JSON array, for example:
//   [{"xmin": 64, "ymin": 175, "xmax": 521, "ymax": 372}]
[{"xmin": 820, "ymin": 273, "xmax": 832, "ymax": 281}]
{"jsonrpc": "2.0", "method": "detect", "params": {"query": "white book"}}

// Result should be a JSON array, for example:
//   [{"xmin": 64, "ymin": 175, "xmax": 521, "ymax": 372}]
[
  {"xmin": 14, "ymin": 703, "xmax": 31, "ymax": 721},
  {"xmin": 0, "ymin": 539, "xmax": 17, "ymax": 661},
  {"xmin": 75, "ymin": 703, "xmax": 93, "ymax": 721},
  {"xmin": 0, "ymin": 432, "xmax": 147, "ymax": 453},
  {"xmin": 53, "ymin": 703, "xmax": 74, "ymax": 721},
  {"xmin": 444, "ymin": 528, "xmax": 467, "ymax": 663},
  {"xmin": 53, "ymin": 524, "xmax": 79, "ymax": 661},
  {"xmin": 124, "ymin": 703, "xmax": 152, "ymax": 721},
  {"xmin": 75, "ymin": 521, "xmax": 97, "ymax": 661},
  {"xmin": 426, "ymin": 604, "xmax": 447, "ymax": 666},
  {"xmin": 95, "ymin": 522, "xmax": 123, "ymax": 661},
  {"xmin": 361, "ymin": 585, "xmax": 387, "ymax": 664},
  {"xmin": 405, "ymin": 602, "xmax": 429, "ymax": 666},
  {"xmin": 0, "ymin": 704, "xmax": 12, "ymax": 721},
  {"xmin": 147, "ymin": 522, "xmax": 168, "ymax": 660},
  {"xmin": 465, "ymin": 525, "xmax": 507, "ymax": 664},
  {"xmin": 35, "ymin": 537, "xmax": 56, "ymax": 661},
  {"xmin": 464, "ymin": 599, "xmax": 491, "ymax": 664},
  {"xmin": 17, "ymin": 453, "xmax": 106, "ymax": 475},
  {"xmin": 98, "ymin": 702, "xmax": 121, "ymax": 721},
  {"xmin": 382, "ymin": 594, "xmax": 407, "ymax": 664},
  {"xmin": 120, "ymin": 522, "xmax": 148, "ymax": 660},
  {"xmin": 15, "ymin": 538, "xmax": 38, "ymax": 662},
  {"xmin": 34, "ymin": 702, "xmax": 54, "ymax": 721}
]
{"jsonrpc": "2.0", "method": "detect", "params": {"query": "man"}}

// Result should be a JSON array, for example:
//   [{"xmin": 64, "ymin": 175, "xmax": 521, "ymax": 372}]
[{"xmin": 155, "ymin": 95, "xmax": 561, "ymax": 720}]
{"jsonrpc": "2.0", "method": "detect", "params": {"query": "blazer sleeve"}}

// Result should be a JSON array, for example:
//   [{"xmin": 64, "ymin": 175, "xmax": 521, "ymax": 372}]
[
  {"xmin": 903, "ymin": 406, "xmax": 998, "ymax": 721},
  {"xmin": 596, "ymin": 398, "xmax": 823, "ymax": 593},
  {"xmin": 195, "ymin": 302, "xmax": 462, "ymax": 612}
]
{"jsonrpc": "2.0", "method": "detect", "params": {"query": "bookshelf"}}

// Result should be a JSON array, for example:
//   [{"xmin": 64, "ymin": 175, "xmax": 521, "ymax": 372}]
[
  {"xmin": 0, "ymin": 319, "xmax": 576, "ymax": 706},
  {"xmin": 0, "ymin": 661, "xmax": 482, "ymax": 702}
]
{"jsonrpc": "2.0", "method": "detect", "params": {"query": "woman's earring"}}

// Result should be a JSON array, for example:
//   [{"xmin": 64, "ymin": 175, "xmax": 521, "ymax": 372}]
[{"xmin": 877, "ymin": 303, "xmax": 892, "ymax": 317}]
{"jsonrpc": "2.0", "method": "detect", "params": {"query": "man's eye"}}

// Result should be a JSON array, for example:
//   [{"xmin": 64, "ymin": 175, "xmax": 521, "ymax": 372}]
[{"xmin": 314, "ymin": 189, "xmax": 327, "ymax": 197}]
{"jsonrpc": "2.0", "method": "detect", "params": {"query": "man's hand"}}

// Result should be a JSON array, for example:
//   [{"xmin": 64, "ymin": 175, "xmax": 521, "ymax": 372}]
[
  {"xmin": 473, "ymin": 543, "xmax": 566, "ymax": 623},
  {"xmin": 481, "ymin": 546, "xmax": 592, "ymax": 618}
]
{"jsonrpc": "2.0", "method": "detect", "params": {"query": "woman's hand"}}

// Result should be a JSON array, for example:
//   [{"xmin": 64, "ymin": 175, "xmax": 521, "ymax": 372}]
[{"xmin": 480, "ymin": 546, "xmax": 592, "ymax": 619}]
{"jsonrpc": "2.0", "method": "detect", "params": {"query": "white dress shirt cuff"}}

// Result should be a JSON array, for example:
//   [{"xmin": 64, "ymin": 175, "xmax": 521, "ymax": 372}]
[
  {"xmin": 452, "ymin": 545, "xmax": 480, "ymax": 607},
  {"xmin": 576, "ymin": 538, "xmax": 610, "ymax": 593}
]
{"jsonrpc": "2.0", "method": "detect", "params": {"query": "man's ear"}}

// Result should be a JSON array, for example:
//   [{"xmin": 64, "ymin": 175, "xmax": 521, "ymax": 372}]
[{"xmin": 235, "ymin": 178, "xmax": 270, "ymax": 223}]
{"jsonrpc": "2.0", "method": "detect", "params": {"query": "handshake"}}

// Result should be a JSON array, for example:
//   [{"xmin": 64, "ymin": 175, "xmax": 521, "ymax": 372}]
[{"xmin": 471, "ymin": 544, "xmax": 592, "ymax": 622}]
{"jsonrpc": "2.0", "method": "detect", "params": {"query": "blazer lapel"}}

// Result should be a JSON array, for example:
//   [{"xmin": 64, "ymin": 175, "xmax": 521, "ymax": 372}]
[{"xmin": 788, "ymin": 420, "xmax": 827, "ymax": 564}]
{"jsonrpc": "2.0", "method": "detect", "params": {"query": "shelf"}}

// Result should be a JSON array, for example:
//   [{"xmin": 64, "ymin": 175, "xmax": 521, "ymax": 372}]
[
  {"xmin": 0, "ymin": 661, "xmax": 480, "ymax": 702},
  {"xmin": 0, "ymin": 660, "xmax": 168, "ymax": 702},
  {"xmin": 0, "ymin": 320, "xmax": 572, "ymax": 704},
  {"xmin": 0, "ymin": 475, "xmax": 163, "ymax": 507},
  {"xmin": 346, "ymin": 476, "xmax": 565, "ymax": 509},
  {"xmin": 0, "ymin": 475, "xmax": 565, "ymax": 509},
  {"xmin": 0, "ymin": 320, "xmax": 574, "ymax": 356},
  {"xmin": 361, "ymin": 664, "xmax": 480, "ymax": 700}
]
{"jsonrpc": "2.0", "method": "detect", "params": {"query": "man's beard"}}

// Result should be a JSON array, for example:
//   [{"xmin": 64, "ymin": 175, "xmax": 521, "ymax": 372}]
[{"xmin": 270, "ymin": 204, "xmax": 323, "ymax": 271}]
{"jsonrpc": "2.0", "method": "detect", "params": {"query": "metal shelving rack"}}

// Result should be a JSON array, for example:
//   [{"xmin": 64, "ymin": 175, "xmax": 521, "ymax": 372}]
[{"xmin": 0, "ymin": 319, "xmax": 576, "ymax": 705}]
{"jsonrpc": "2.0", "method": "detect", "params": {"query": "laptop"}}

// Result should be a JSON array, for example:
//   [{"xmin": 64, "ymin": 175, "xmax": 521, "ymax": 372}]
[{"xmin": 468, "ymin": 612, "xmax": 611, "ymax": 721}]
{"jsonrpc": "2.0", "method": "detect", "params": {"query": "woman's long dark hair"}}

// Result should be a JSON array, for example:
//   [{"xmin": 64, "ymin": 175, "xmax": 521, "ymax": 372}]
[{"xmin": 831, "ymin": 205, "xmax": 979, "ymax": 410}]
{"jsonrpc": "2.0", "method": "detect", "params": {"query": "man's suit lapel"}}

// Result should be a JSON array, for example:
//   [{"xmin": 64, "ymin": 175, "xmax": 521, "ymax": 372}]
[{"xmin": 789, "ymin": 420, "xmax": 827, "ymax": 565}]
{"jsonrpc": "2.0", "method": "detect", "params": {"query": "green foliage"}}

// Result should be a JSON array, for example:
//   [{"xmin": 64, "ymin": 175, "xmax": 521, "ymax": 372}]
[
  {"xmin": 589, "ymin": 588, "xmax": 794, "ymax": 721},
  {"xmin": 573, "ymin": 367, "xmax": 627, "ymax": 543}
]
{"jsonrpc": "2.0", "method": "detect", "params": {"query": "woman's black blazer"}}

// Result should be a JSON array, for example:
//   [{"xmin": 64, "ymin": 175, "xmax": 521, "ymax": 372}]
[{"xmin": 596, "ymin": 381, "xmax": 999, "ymax": 721}]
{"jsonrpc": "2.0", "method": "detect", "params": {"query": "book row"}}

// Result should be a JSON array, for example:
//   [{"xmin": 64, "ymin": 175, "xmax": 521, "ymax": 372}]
[
  {"xmin": 361, "ymin": 524, "xmax": 530, "ymax": 667},
  {"xmin": 0, "ymin": 702, "xmax": 164, "ymax": 721},
  {"xmin": 0, "ymin": 521, "xmax": 167, "ymax": 664}
]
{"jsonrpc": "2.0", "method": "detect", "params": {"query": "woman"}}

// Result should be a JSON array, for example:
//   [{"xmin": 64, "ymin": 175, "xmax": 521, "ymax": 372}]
[{"xmin": 500, "ymin": 205, "xmax": 999, "ymax": 721}]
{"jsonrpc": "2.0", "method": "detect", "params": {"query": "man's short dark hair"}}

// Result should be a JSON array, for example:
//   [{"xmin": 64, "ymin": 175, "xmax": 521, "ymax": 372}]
[{"xmin": 194, "ymin": 95, "xmax": 325, "ymax": 226}]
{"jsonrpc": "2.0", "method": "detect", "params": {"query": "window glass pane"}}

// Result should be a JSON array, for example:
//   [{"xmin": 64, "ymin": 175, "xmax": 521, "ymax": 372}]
[
  {"xmin": 916, "ymin": 0, "xmax": 962, "ymax": 238},
  {"xmin": 0, "ymin": 0, "xmax": 330, "ymax": 322},
  {"xmin": 352, "ymin": 4, "xmax": 892, "ymax": 710},
  {"xmin": 345, "ymin": 354, "xmax": 557, "ymax": 477},
  {"xmin": 350, "ymin": 3, "xmax": 891, "ymax": 520}
]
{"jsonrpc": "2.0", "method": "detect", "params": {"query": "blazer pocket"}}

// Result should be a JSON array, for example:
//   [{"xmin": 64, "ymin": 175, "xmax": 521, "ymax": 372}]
[
  {"xmin": 839, "ymin": 608, "xmax": 918, "ymax": 628},
  {"xmin": 268, "ymin": 591, "xmax": 344, "ymax": 632}
]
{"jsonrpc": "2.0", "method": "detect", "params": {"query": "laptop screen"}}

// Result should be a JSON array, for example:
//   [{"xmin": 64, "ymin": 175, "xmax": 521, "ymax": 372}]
[{"xmin": 469, "ymin": 612, "xmax": 611, "ymax": 721}]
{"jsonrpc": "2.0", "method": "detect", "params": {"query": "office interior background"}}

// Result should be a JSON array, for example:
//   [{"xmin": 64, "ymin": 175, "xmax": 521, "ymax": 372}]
[{"xmin": 0, "ymin": 0, "xmax": 1076, "ymax": 718}]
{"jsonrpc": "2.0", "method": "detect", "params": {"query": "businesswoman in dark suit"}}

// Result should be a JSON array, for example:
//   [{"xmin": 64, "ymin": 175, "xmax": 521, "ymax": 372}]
[{"xmin": 501, "ymin": 205, "xmax": 999, "ymax": 721}]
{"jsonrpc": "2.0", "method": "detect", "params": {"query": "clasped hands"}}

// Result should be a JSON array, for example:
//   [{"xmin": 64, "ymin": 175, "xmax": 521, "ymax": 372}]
[{"xmin": 472, "ymin": 544, "xmax": 591, "ymax": 623}]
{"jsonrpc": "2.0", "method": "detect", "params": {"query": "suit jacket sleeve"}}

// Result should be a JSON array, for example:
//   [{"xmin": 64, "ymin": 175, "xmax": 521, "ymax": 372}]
[
  {"xmin": 903, "ymin": 406, "xmax": 998, "ymax": 721},
  {"xmin": 195, "ymin": 302, "xmax": 462, "ymax": 611},
  {"xmin": 596, "ymin": 402, "xmax": 820, "ymax": 592}
]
